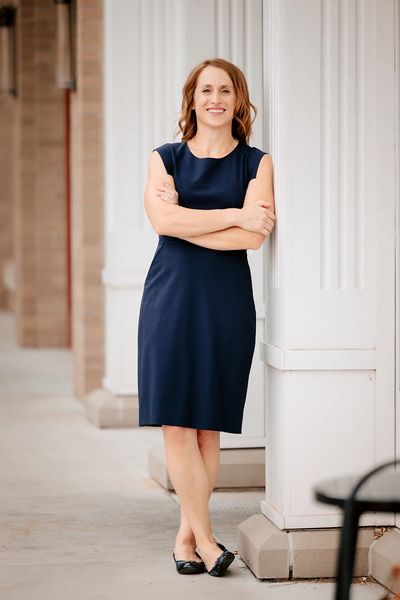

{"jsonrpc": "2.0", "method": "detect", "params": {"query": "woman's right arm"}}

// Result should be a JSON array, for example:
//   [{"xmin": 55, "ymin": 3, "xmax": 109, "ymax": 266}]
[{"xmin": 144, "ymin": 150, "xmax": 241, "ymax": 237}]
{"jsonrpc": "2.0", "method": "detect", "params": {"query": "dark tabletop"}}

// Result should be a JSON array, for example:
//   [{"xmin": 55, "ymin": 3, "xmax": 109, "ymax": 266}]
[{"xmin": 313, "ymin": 470, "xmax": 400, "ymax": 512}]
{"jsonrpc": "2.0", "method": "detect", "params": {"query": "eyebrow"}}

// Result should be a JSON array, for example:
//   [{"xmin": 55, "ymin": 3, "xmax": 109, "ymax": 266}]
[{"xmin": 200, "ymin": 84, "xmax": 233, "ymax": 88}]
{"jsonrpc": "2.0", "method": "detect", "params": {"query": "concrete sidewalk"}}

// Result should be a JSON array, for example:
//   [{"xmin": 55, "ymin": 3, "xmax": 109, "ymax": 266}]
[{"xmin": 0, "ymin": 311, "xmax": 394, "ymax": 599}]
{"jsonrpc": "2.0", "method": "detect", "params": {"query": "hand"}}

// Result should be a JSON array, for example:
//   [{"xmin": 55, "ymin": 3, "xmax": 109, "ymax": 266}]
[
  {"xmin": 156, "ymin": 182, "xmax": 179, "ymax": 204},
  {"xmin": 239, "ymin": 200, "xmax": 276, "ymax": 236}
]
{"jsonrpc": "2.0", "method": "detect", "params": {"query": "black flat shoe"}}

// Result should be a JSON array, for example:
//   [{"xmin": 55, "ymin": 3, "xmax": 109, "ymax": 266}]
[
  {"xmin": 216, "ymin": 542, "xmax": 227, "ymax": 551},
  {"xmin": 207, "ymin": 542, "xmax": 235, "ymax": 577},
  {"xmin": 172, "ymin": 551, "xmax": 206, "ymax": 574}
]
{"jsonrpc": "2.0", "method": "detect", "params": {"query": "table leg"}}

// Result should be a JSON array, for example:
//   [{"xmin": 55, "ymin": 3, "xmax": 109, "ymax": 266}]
[{"xmin": 334, "ymin": 501, "xmax": 362, "ymax": 600}]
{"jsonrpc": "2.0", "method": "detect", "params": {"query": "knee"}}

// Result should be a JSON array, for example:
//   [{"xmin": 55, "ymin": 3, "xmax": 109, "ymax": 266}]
[
  {"xmin": 197, "ymin": 429, "xmax": 220, "ymax": 448},
  {"xmin": 162, "ymin": 425, "xmax": 197, "ymax": 447}
]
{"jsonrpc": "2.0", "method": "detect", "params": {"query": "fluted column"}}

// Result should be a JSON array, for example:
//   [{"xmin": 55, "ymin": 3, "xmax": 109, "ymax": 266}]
[
  {"xmin": 87, "ymin": 0, "xmax": 267, "ymax": 452},
  {"xmin": 239, "ymin": 0, "xmax": 398, "ymax": 579}
]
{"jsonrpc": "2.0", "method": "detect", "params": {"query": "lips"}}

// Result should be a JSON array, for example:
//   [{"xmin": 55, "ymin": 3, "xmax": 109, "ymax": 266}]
[{"xmin": 207, "ymin": 108, "xmax": 225, "ymax": 114}]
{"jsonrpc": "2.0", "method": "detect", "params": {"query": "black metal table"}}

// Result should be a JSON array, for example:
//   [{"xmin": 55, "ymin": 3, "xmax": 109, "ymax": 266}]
[{"xmin": 313, "ymin": 460, "xmax": 400, "ymax": 600}]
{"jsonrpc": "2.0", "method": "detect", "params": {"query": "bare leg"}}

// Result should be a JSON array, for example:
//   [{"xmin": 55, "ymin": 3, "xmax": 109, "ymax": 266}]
[
  {"xmin": 174, "ymin": 429, "xmax": 220, "ymax": 560},
  {"xmin": 162, "ymin": 425, "xmax": 225, "ymax": 570}
]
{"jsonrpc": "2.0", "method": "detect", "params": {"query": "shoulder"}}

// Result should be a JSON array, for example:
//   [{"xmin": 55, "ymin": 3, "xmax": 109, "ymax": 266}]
[
  {"xmin": 245, "ymin": 144, "xmax": 271, "ymax": 164},
  {"xmin": 152, "ymin": 142, "xmax": 180, "ymax": 154},
  {"xmin": 245, "ymin": 144, "xmax": 269, "ymax": 156},
  {"xmin": 151, "ymin": 142, "xmax": 172, "ymax": 161},
  {"xmin": 151, "ymin": 142, "xmax": 179, "ymax": 176},
  {"xmin": 244, "ymin": 144, "xmax": 272, "ymax": 181}
]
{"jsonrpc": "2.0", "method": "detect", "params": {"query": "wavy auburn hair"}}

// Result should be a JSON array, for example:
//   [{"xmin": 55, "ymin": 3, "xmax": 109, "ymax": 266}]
[{"xmin": 174, "ymin": 58, "xmax": 258, "ymax": 145}]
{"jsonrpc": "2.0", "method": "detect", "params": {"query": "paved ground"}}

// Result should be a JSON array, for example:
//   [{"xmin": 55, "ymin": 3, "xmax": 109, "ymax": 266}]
[{"xmin": 0, "ymin": 311, "xmax": 394, "ymax": 599}]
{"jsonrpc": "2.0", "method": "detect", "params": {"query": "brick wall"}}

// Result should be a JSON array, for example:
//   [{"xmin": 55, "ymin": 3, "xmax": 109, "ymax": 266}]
[{"xmin": 0, "ymin": 0, "xmax": 104, "ymax": 396}]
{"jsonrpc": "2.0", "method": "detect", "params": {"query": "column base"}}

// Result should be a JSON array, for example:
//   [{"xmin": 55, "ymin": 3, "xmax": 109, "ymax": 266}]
[
  {"xmin": 84, "ymin": 388, "xmax": 138, "ymax": 428},
  {"xmin": 238, "ymin": 513, "xmax": 399, "ymax": 590},
  {"xmin": 370, "ymin": 528, "xmax": 400, "ymax": 593},
  {"xmin": 148, "ymin": 442, "xmax": 265, "ymax": 489}
]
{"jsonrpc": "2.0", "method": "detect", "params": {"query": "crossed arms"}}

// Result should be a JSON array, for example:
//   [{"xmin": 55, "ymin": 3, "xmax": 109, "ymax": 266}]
[{"xmin": 144, "ymin": 150, "xmax": 275, "ymax": 251}]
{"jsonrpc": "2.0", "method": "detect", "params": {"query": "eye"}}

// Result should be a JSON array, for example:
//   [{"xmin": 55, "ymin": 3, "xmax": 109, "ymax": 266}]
[{"xmin": 201, "ymin": 89, "xmax": 231, "ymax": 93}]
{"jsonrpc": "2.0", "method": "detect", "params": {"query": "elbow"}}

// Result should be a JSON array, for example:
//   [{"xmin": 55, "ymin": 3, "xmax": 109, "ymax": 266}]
[
  {"xmin": 145, "ymin": 208, "xmax": 164, "ymax": 235},
  {"xmin": 252, "ymin": 233, "xmax": 267, "ymax": 250},
  {"xmin": 153, "ymin": 212, "xmax": 175, "ymax": 236},
  {"xmin": 145, "ymin": 205, "xmax": 170, "ymax": 235},
  {"xmin": 153, "ymin": 217, "xmax": 166, "ymax": 236},
  {"xmin": 152, "ymin": 204, "xmax": 181, "ymax": 236}
]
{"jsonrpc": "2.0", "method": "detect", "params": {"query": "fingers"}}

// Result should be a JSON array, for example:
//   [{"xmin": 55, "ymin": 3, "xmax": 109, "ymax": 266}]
[
  {"xmin": 259, "ymin": 216, "xmax": 275, "ymax": 235},
  {"xmin": 260, "ymin": 206, "xmax": 276, "ymax": 220},
  {"xmin": 257, "ymin": 200, "xmax": 273, "ymax": 209},
  {"xmin": 156, "ymin": 182, "xmax": 178, "ymax": 203},
  {"xmin": 256, "ymin": 201, "xmax": 275, "ymax": 217},
  {"xmin": 265, "ymin": 208, "xmax": 276, "ymax": 221},
  {"xmin": 156, "ymin": 183, "xmax": 172, "ymax": 194}
]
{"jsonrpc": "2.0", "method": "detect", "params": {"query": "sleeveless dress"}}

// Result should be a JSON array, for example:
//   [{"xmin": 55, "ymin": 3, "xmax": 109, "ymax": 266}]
[{"xmin": 137, "ymin": 139, "xmax": 268, "ymax": 434}]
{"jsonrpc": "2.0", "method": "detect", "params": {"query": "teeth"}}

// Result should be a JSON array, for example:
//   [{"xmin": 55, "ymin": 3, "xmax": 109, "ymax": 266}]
[{"xmin": 208, "ymin": 109, "xmax": 224, "ymax": 113}]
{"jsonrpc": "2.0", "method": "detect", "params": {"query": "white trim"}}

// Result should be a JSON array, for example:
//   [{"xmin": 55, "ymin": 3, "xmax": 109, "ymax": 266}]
[{"xmin": 260, "ymin": 342, "xmax": 376, "ymax": 370}]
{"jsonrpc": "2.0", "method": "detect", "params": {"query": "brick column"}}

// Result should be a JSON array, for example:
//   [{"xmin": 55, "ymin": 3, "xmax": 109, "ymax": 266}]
[
  {"xmin": 0, "ymin": 94, "xmax": 15, "ymax": 310},
  {"xmin": 70, "ymin": 0, "xmax": 104, "ymax": 399},
  {"xmin": 0, "ymin": 1, "xmax": 17, "ymax": 311},
  {"xmin": 14, "ymin": 0, "xmax": 68, "ymax": 346}
]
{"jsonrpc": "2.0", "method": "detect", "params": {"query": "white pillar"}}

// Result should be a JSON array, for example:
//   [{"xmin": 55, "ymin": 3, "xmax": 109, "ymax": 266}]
[
  {"xmin": 90, "ymin": 0, "xmax": 268, "ymax": 452},
  {"xmin": 260, "ymin": 0, "xmax": 397, "ymax": 529}
]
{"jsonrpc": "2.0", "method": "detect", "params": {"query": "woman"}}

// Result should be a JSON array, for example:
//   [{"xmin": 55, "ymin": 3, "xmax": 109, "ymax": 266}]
[{"xmin": 137, "ymin": 57, "xmax": 275, "ymax": 577}]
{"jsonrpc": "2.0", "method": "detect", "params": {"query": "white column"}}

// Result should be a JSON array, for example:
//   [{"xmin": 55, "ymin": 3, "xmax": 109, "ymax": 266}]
[
  {"xmin": 261, "ymin": 0, "xmax": 397, "ymax": 529},
  {"xmin": 102, "ymin": 0, "xmax": 176, "ymax": 395},
  {"xmin": 97, "ymin": 0, "xmax": 268, "ymax": 448}
]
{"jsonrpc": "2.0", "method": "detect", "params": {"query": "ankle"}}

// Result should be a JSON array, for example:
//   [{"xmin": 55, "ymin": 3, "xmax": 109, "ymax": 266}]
[
  {"xmin": 196, "ymin": 534, "xmax": 216, "ymax": 547},
  {"xmin": 175, "ymin": 534, "xmax": 196, "ymax": 545}
]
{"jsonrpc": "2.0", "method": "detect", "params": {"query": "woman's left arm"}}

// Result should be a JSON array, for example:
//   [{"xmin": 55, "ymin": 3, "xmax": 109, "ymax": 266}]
[
  {"xmin": 179, "ymin": 154, "xmax": 275, "ymax": 251},
  {"xmin": 180, "ymin": 226, "xmax": 260, "ymax": 251}
]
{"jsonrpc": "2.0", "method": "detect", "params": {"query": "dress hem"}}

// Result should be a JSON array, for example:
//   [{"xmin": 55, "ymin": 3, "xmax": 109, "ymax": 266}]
[{"xmin": 139, "ymin": 422, "xmax": 242, "ymax": 434}]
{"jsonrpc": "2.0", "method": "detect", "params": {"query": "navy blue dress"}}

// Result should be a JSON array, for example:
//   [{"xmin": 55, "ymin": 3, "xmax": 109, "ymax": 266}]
[{"xmin": 137, "ymin": 139, "xmax": 268, "ymax": 434}]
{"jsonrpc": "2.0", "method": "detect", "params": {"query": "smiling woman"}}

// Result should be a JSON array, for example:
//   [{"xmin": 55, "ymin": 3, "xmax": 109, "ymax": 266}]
[{"xmin": 137, "ymin": 57, "xmax": 275, "ymax": 577}]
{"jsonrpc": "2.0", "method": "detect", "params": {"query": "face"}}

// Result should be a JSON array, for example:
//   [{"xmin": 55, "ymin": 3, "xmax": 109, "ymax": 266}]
[{"xmin": 191, "ymin": 65, "xmax": 236, "ymax": 127}]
